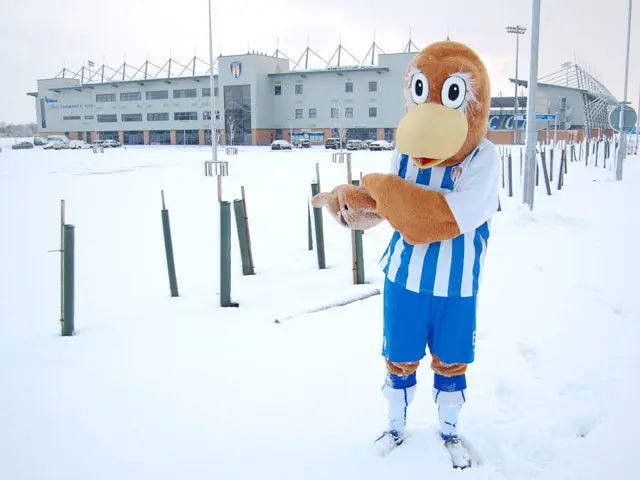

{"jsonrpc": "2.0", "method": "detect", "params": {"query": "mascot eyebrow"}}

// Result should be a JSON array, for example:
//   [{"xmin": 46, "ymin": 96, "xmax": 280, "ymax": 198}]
[{"xmin": 404, "ymin": 64, "xmax": 480, "ymax": 116}]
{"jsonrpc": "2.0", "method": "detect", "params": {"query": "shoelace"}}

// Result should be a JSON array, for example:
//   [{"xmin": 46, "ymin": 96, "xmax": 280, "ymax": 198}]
[{"xmin": 444, "ymin": 436, "xmax": 460, "ymax": 447}]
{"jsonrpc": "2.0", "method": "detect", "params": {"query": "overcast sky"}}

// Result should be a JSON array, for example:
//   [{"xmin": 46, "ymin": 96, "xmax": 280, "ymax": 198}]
[{"xmin": 1, "ymin": 0, "xmax": 637, "ymax": 124}]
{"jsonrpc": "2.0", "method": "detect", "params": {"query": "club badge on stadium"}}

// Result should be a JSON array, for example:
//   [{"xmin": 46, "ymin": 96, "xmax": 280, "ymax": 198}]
[{"xmin": 230, "ymin": 62, "xmax": 242, "ymax": 79}]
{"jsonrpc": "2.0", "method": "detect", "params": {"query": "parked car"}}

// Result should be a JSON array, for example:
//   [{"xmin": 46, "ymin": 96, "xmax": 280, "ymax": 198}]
[
  {"xmin": 297, "ymin": 138, "xmax": 311, "ymax": 148},
  {"xmin": 270, "ymin": 140, "xmax": 292, "ymax": 150},
  {"xmin": 102, "ymin": 139, "xmax": 121, "ymax": 148},
  {"xmin": 43, "ymin": 141, "xmax": 70, "ymax": 150},
  {"xmin": 346, "ymin": 140, "xmax": 364, "ymax": 151},
  {"xmin": 69, "ymin": 140, "xmax": 92, "ymax": 149},
  {"xmin": 324, "ymin": 137, "xmax": 343, "ymax": 149},
  {"xmin": 369, "ymin": 140, "xmax": 394, "ymax": 151},
  {"xmin": 33, "ymin": 137, "xmax": 46, "ymax": 146},
  {"xmin": 11, "ymin": 142, "xmax": 34, "ymax": 150}
]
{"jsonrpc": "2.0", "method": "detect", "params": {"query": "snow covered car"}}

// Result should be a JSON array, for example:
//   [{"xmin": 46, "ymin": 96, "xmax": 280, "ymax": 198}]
[
  {"xmin": 324, "ymin": 137, "xmax": 342, "ymax": 149},
  {"xmin": 346, "ymin": 140, "xmax": 364, "ymax": 150},
  {"xmin": 368, "ymin": 140, "xmax": 394, "ymax": 151},
  {"xmin": 43, "ymin": 141, "xmax": 70, "ymax": 150},
  {"xmin": 271, "ymin": 140, "xmax": 292, "ymax": 150},
  {"xmin": 11, "ymin": 142, "xmax": 34, "ymax": 150},
  {"xmin": 69, "ymin": 140, "xmax": 92, "ymax": 149}
]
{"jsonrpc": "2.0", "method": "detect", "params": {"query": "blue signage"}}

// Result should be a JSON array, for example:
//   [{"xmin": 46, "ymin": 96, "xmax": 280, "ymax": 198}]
[
  {"xmin": 59, "ymin": 103, "xmax": 94, "ymax": 109},
  {"xmin": 47, "ymin": 103, "xmax": 94, "ymax": 110},
  {"xmin": 44, "ymin": 96, "xmax": 58, "ymax": 103},
  {"xmin": 517, "ymin": 113, "xmax": 557, "ymax": 121},
  {"xmin": 488, "ymin": 113, "xmax": 559, "ymax": 130},
  {"xmin": 488, "ymin": 114, "xmax": 526, "ymax": 131}
]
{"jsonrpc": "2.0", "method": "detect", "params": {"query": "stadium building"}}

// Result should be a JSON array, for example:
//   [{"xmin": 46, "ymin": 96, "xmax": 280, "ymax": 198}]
[{"xmin": 26, "ymin": 39, "xmax": 624, "ymax": 146}]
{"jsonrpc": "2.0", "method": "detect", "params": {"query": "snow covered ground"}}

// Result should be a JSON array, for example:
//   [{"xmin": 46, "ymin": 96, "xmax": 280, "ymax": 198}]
[{"xmin": 0, "ymin": 142, "xmax": 637, "ymax": 480}]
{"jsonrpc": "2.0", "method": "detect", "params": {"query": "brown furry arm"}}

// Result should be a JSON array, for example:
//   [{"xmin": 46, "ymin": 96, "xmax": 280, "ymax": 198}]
[
  {"xmin": 361, "ymin": 173, "xmax": 460, "ymax": 244},
  {"xmin": 311, "ymin": 184, "xmax": 384, "ymax": 230}
]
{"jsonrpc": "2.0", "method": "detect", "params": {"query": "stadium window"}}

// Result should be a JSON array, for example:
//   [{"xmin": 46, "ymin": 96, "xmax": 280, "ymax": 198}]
[
  {"xmin": 295, "ymin": 109, "xmax": 303, "ymax": 119},
  {"xmin": 295, "ymin": 84, "xmax": 303, "ymax": 95},
  {"xmin": 331, "ymin": 107, "xmax": 339, "ymax": 118},
  {"xmin": 122, "ymin": 113, "xmax": 143, "ymax": 122},
  {"xmin": 214, "ymin": 87, "xmax": 218, "ymax": 96},
  {"xmin": 309, "ymin": 108, "xmax": 316, "ymax": 119},
  {"xmin": 174, "ymin": 111, "xmax": 198, "ymax": 121},
  {"xmin": 369, "ymin": 107, "xmax": 377, "ymax": 118},
  {"xmin": 147, "ymin": 112, "xmax": 169, "ymax": 121},
  {"xmin": 84, "ymin": 115, "xmax": 94, "ymax": 120},
  {"xmin": 173, "ymin": 89, "xmax": 197, "ymax": 99},
  {"xmin": 369, "ymin": 81, "xmax": 377, "ymax": 92},
  {"xmin": 63, "ymin": 116, "xmax": 81, "ymax": 120},
  {"xmin": 96, "ymin": 93, "xmax": 116, "ymax": 103},
  {"xmin": 97, "ymin": 114, "xmax": 118, "ymax": 123},
  {"xmin": 274, "ymin": 85, "xmax": 282, "ymax": 95},
  {"xmin": 346, "ymin": 108, "xmax": 353, "ymax": 118},
  {"xmin": 146, "ymin": 90, "xmax": 168, "ymax": 100},
  {"xmin": 345, "ymin": 82, "xmax": 353, "ymax": 93},
  {"xmin": 120, "ymin": 92, "xmax": 141, "ymax": 101},
  {"xmin": 204, "ymin": 111, "xmax": 212, "ymax": 120},
  {"xmin": 203, "ymin": 88, "xmax": 211, "ymax": 97}
]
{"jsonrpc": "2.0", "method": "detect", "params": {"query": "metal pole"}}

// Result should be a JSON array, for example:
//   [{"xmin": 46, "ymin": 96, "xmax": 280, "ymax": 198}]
[
  {"xmin": 207, "ymin": 0, "xmax": 218, "ymax": 164},
  {"xmin": 616, "ymin": 0, "xmax": 632, "ymax": 181},
  {"xmin": 507, "ymin": 25, "xmax": 526, "ymax": 145},
  {"xmin": 523, "ymin": 0, "xmax": 541, "ymax": 210},
  {"xmin": 514, "ymin": 31, "xmax": 519, "ymax": 145},
  {"xmin": 61, "ymin": 225, "xmax": 75, "ymax": 336}
]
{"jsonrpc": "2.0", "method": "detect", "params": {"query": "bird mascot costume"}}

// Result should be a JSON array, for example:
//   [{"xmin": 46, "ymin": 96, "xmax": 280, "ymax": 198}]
[{"xmin": 312, "ymin": 40, "xmax": 500, "ymax": 469}]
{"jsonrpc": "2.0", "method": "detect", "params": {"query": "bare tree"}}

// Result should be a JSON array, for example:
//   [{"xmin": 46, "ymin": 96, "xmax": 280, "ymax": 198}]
[
  {"xmin": 0, "ymin": 122, "xmax": 37, "ymax": 138},
  {"xmin": 226, "ymin": 117, "xmax": 237, "ymax": 146},
  {"xmin": 331, "ymin": 101, "xmax": 349, "ymax": 153}
]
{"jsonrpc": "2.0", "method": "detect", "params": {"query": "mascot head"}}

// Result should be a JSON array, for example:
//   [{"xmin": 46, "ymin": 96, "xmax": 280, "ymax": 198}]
[{"xmin": 395, "ymin": 41, "xmax": 491, "ymax": 169}]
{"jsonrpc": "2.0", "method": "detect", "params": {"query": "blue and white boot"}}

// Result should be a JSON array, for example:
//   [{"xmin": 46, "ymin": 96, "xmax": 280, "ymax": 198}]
[
  {"xmin": 373, "ymin": 371, "xmax": 416, "ymax": 457},
  {"xmin": 434, "ymin": 373, "xmax": 471, "ymax": 469}
]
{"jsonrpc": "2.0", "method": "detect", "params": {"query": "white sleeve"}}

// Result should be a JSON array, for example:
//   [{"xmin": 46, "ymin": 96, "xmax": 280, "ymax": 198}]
[
  {"xmin": 389, "ymin": 149, "xmax": 401, "ymax": 175},
  {"xmin": 444, "ymin": 143, "xmax": 501, "ymax": 234}
]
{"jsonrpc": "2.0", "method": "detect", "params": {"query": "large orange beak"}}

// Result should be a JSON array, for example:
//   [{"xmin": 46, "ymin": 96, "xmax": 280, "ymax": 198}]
[{"xmin": 395, "ymin": 103, "xmax": 468, "ymax": 169}]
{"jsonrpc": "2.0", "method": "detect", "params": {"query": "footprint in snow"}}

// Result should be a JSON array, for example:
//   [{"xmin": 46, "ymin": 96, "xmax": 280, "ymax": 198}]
[{"xmin": 517, "ymin": 343, "xmax": 537, "ymax": 363}]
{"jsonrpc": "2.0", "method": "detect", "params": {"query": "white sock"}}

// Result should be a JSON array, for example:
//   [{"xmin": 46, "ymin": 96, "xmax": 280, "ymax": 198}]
[
  {"xmin": 438, "ymin": 404, "xmax": 462, "ymax": 438},
  {"xmin": 382, "ymin": 372, "xmax": 416, "ymax": 434},
  {"xmin": 433, "ymin": 373, "xmax": 467, "ymax": 439}
]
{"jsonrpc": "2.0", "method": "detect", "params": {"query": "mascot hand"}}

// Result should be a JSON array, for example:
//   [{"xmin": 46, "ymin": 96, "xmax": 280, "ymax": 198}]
[{"xmin": 311, "ymin": 184, "xmax": 383, "ymax": 230}]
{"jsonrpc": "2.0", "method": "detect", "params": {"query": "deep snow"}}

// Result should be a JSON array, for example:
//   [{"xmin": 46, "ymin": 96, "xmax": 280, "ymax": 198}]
[{"xmin": 0, "ymin": 141, "xmax": 637, "ymax": 480}]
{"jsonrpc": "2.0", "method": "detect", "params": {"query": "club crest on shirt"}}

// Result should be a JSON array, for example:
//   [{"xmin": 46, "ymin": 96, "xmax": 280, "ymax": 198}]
[{"xmin": 451, "ymin": 166, "xmax": 463, "ymax": 184}]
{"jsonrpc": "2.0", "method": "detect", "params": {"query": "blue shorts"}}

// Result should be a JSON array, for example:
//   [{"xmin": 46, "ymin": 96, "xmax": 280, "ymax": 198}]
[{"xmin": 382, "ymin": 278, "xmax": 477, "ymax": 365}]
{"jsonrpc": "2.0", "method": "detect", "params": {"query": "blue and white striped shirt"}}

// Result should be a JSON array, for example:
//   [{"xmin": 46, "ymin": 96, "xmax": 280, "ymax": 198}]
[{"xmin": 379, "ymin": 138, "xmax": 501, "ymax": 297}]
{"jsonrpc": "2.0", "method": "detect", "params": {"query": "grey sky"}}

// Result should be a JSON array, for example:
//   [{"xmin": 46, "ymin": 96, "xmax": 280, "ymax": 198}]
[{"xmin": 2, "ymin": 0, "xmax": 638, "ymax": 124}]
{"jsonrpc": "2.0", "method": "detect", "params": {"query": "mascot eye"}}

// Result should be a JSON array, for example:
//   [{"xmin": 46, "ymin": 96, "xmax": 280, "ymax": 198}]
[
  {"xmin": 441, "ymin": 76, "xmax": 467, "ymax": 109},
  {"xmin": 410, "ymin": 72, "xmax": 429, "ymax": 104}
]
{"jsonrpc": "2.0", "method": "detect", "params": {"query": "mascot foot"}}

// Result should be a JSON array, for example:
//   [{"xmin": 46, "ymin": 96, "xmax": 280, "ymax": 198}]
[
  {"xmin": 373, "ymin": 430, "xmax": 404, "ymax": 457},
  {"xmin": 444, "ymin": 435, "xmax": 471, "ymax": 469}
]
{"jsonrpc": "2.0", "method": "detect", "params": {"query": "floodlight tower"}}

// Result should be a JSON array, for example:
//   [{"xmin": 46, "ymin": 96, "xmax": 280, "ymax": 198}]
[
  {"xmin": 561, "ymin": 62, "xmax": 572, "ymax": 86},
  {"xmin": 506, "ymin": 25, "xmax": 526, "ymax": 145}
]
